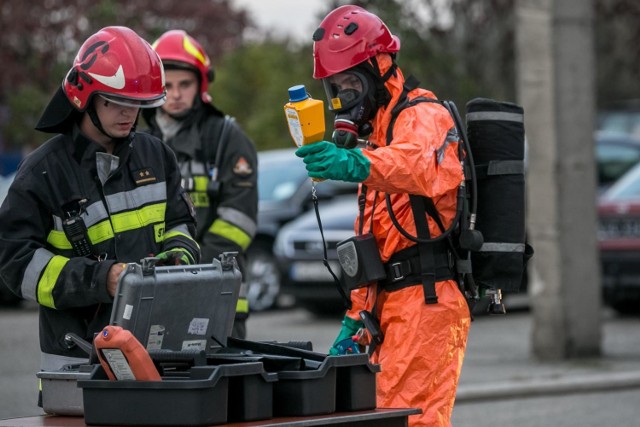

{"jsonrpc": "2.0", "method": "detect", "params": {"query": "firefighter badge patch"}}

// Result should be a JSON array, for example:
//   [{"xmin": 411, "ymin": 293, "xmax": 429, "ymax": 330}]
[
  {"xmin": 134, "ymin": 168, "xmax": 157, "ymax": 185},
  {"xmin": 233, "ymin": 156, "xmax": 253, "ymax": 176}
]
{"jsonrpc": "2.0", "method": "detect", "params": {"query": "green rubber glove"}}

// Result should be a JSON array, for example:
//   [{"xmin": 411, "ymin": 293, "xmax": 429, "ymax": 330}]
[
  {"xmin": 295, "ymin": 141, "xmax": 370, "ymax": 183},
  {"xmin": 155, "ymin": 248, "xmax": 194, "ymax": 266},
  {"xmin": 329, "ymin": 315, "xmax": 364, "ymax": 355}
]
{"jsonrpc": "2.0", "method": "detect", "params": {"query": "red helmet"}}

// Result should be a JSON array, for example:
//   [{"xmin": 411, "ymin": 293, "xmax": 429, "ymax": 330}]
[
  {"xmin": 312, "ymin": 5, "xmax": 400, "ymax": 79},
  {"xmin": 64, "ymin": 26, "xmax": 166, "ymax": 110},
  {"xmin": 152, "ymin": 30, "xmax": 214, "ymax": 103},
  {"xmin": 36, "ymin": 26, "xmax": 166, "ymax": 133}
]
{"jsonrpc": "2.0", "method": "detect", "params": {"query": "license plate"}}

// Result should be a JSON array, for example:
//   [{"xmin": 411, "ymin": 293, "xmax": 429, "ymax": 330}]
[
  {"xmin": 599, "ymin": 217, "xmax": 640, "ymax": 239},
  {"xmin": 290, "ymin": 261, "xmax": 341, "ymax": 282}
]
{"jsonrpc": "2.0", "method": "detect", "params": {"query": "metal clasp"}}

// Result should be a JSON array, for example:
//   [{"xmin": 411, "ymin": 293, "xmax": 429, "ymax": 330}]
[{"xmin": 390, "ymin": 262, "xmax": 404, "ymax": 282}]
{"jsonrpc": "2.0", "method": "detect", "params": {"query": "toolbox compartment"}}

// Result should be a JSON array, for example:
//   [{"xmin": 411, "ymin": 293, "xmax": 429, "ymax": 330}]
[
  {"xmin": 204, "ymin": 355, "xmax": 277, "ymax": 422},
  {"xmin": 78, "ymin": 362, "xmax": 268, "ymax": 426},
  {"xmin": 334, "ymin": 353, "xmax": 379, "ymax": 411}
]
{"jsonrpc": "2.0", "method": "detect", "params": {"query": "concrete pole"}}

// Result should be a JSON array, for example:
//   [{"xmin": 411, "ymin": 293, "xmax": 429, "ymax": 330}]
[{"xmin": 515, "ymin": 0, "xmax": 601, "ymax": 360}]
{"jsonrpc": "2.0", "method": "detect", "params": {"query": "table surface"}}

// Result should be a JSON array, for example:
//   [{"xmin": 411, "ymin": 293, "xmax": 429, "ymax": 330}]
[{"xmin": 0, "ymin": 408, "xmax": 421, "ymax": 427}]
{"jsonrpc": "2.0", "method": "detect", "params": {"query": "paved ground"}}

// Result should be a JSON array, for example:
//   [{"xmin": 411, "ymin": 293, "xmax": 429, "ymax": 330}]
[{"xmin": 1, "ymin": 300, "xmax": 639, "ymax": 426}]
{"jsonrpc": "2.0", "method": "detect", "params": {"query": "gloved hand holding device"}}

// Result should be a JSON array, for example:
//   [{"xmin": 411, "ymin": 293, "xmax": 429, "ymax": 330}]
[
  {"xmin": 295, "ymin": 141, "xmax": 370, "ymax": 183},
  {"xmin": 154, "ymin": 248, "xmax": 194, "ymax": 266}
]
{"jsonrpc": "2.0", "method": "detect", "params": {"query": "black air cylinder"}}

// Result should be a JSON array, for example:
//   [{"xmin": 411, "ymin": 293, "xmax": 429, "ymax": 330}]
[{"xmin": 466, "ymin": 98, "xmax": 528, "ymax": 293}]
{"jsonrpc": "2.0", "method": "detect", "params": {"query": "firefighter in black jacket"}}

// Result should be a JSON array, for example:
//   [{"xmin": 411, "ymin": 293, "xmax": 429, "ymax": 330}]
[
  {"xmin": 142, "ymin": 30, "xmax": 258, "ymax": 339},
  {"xmin": 0, "ymin": 27, "xmax": 200, "ymax": 372}
]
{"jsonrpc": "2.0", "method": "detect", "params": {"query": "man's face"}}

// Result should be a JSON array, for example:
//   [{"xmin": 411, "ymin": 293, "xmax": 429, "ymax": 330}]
[
  {"xmin": 94, "ymin": 96, "xmax": 140, "ymax": 140},
  {"xmin": 162, "ymin": 69, "xmax": 199, "ymax": 116}
]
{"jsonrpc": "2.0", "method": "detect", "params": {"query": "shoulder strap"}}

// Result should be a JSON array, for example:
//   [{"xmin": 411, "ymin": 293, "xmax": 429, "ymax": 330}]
[
  {"xmin": 206, "ymin": 115, "xmax": 236, "ymax": 181},
  {"xmin": 197, "ymin": 115, "xmax": 235, "ymax": 242}
]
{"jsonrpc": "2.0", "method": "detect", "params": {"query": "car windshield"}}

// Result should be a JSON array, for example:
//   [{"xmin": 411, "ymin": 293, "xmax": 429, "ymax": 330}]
[
  {"xmin": 601, "ymin": 162, "xmax": 640, "ymax": 201},
  {"xmin": 258, "ymin": 152, "xmax": 308, "ymax": 202},
  {"xmin": 598, "ymin": 110, "xmax": 640, "ymax": 137}
]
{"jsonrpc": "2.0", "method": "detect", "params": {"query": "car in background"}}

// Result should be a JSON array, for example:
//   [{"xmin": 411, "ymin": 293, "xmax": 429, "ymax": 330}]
[
  {"xmin": 244, "ymin": 149, "xmax": 357, "ymax": 311},
  {"xmin": 597, "ymin": 162, "xmax": 640, "ymax": 314},
  {"xmin": 595, "ymin": 131, "xmax": 640, "ymax": 193},
  {"xmin": 598, "ymin": 100, "xmax": 640, "ymax": 137},
  {"xmin": 273, "ymin": 195, "xmax": 356, "ymax": 315}
]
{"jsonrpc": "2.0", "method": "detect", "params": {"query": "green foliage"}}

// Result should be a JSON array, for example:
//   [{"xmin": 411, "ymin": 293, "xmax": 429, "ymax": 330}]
[
  {"xmin": 2, "ymin": 0, "xmax": 640, "ymax": 155},
  {"xmin": 213, "ymin": 40, "xmax": 327, "ymax": 151},
  {"xmin": 3, "ymin": 85, "xmax": 50, "ymax": 152}
]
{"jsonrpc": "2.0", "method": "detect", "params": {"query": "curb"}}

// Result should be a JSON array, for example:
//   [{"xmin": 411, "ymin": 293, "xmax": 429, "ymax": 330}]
[{"xmin": 456, "ymin": 370, "xmax": 640, "ymax": 403}]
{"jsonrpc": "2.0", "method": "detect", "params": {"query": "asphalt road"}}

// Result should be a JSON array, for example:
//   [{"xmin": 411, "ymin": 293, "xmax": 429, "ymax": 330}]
[{"xmin": 1, "ymin": 301, "xmax": 639, "ymax": 427}]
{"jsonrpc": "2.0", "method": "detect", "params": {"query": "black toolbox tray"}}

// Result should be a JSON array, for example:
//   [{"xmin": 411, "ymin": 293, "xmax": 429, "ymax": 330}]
[
  {"xmin": 78, "ymin": 361, "xmax": 268, "ymax": 426},
  {"xmin": 226, "ymin": 338, "xmax": 380, "ymax": 416}
]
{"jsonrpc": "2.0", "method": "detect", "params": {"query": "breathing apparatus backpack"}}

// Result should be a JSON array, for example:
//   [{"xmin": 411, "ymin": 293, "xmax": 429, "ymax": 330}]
[{"xmin": 377, "ymin": 76, "xmax": 533, "ymax": 313}]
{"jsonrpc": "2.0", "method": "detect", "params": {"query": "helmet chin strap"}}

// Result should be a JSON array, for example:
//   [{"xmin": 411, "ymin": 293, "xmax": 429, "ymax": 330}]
[
  {"xmin": 87, "ymin": 105, "xmax": 111, "ymax": 139},
  {"xmin": 87, "ymin": 104, "xmax": 135, "ymax": 142}
]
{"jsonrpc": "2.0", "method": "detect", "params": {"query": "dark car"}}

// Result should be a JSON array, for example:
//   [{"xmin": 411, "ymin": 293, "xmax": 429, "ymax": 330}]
[
  {"xmin": 273, "ymin": 195, "xmax": 357, "ymax": 315},
  {"xmin": 244, "ymin": 149, "xmax": 357, "ymax": 311},
  {"xmin": 597, "ymin": 162, "xmax": 640, "ymax": 314}
]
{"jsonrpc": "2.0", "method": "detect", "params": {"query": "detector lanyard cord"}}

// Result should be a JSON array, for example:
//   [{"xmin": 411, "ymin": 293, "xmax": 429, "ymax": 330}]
[{"xmin": 311, "ymin": 182, "xmax": 352, "ymax": 309}]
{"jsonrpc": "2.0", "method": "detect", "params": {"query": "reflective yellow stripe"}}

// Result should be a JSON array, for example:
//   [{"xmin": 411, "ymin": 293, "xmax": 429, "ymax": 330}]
[
  {"xmin": 88, "ymin": 220, "xmax": 115, "ymax": 244},
  {"xmin": 111, "ymin": 203, "xmax": 166, "ymax": 232},
  {"xmin": 38, "ymin": 255, "xmax": 69, "ymax": 309},
  {"xmin": 164, "ymin": 230, "xmax": 194, "ymax": 242},
  {"xmin": 209, "ymin": 219, "xmax": 252, "ymax": 250},
  {"xmin": 236, "ymin": 298, "xmax": 249, "ymax": 314},
  {"xmin": 193, "ymin": 176, "xmax": 209, "ymax": 192},
  {"xmin": 47, "ymin": 208, "xmax": 154, "ymax": 249},
  {"xmin": 47, "ymin": 230, "xmax": 72, "ymax": 250},
  {"xmin": 189, "ymin": 191, "xmax": 209, "ymax": 208}
]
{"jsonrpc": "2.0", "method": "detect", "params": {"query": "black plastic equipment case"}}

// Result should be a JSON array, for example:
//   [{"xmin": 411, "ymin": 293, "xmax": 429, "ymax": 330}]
[
  {"xmin": 78, "ymin": 362, "xmax": 269, "ymax": 426},
  {"xmin": 110, "ymin": 255, "xmax": 241, "ymax": 352}
]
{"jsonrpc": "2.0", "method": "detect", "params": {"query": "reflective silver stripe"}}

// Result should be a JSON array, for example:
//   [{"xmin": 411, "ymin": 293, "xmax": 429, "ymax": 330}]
[
  {"xmin": 479, "ymin": 242, "xmax": 525, "ymax": 253},
  {"xmin": 52, "ymin": 216, "xmax": 64, "ymax": 231},
  {"xmin": 466, "ymin": 111, "xmax": 524, "ymax": 123},
  {"xmin": 105, "ymin": 182, "xmax": 167, "ymax": 213},
  {"xmin": 41, "ymin": 352, "xmax": 88, "ymax": 371},
  {"xmin": 51, "ymin": 202, "xmax": 110, "ymax": 231},
  {"xmin": 165, "ymin": 224, "xmax": 193, "ymax": 238},
  {"xmin": 51, "ymin": 183, "xmax": 166, "ymax": 230},
  {"xmin": 83, "ymin": 201, "xmax": 110, "ymax": 227},
  {"xmin": 21, "ymin": 248, "xmax": 54, "ymax": 302},
  {"xmin": 180, "ymin": 161, "xmax": 208, "ymax": 176},
  {"xmin": 218, "ymin": 207, "xmax": 257, "ymax": 237}
]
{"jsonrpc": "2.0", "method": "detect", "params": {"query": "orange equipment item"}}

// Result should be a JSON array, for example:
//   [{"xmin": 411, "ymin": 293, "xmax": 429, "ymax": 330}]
[{"xmin": 94, "ymin": 325, "xmax": 161, "ymax": 381}]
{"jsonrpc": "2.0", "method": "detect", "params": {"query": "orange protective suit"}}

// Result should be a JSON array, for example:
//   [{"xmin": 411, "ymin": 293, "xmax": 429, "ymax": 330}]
[{"xmin": 346, "ymin": 54, "xmax": 471, "ymax": 427}]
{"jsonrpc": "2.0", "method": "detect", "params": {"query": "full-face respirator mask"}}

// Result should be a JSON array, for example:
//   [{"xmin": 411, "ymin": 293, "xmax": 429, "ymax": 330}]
[{"xmin": 322, "ymin": 70, "xmax": 378, "ymax": 149}]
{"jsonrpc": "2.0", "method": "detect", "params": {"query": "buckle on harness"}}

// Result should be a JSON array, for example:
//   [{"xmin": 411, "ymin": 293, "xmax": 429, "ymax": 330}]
[{"xmin": 390, "ymin": 262, "xmax": 405, "ymax": 283}]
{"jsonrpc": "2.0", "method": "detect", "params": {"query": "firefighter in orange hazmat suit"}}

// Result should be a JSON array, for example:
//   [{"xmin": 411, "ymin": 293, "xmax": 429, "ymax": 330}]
[{"xmin": 295, "ymin": 5, "xmax": 471, "ymax": 427}]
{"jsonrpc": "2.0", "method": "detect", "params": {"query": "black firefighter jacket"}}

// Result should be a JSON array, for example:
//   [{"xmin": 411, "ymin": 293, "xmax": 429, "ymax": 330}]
[
  {"xmin": 142, "ymin": 104, "xmax": 258, "ymax": 272},
  {"xmin": 0, "ymin": 126, "xmax": 200, "ymax": 362}
]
